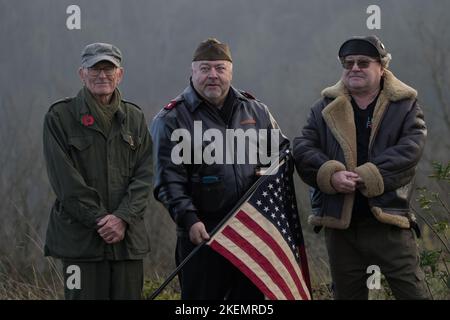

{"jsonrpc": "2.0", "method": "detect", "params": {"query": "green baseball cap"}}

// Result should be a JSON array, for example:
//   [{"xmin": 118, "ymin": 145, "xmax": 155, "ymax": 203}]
[{"xmin": 81, "ymin": 42, "xmax": 122, "ymax": 68}]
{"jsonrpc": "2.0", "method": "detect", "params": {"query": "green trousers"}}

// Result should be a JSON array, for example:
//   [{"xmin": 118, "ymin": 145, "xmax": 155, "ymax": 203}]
[
  {"xmin": 325, "ymin": 219, "xmax": 430, "ymax": 300},
  {"xmin": 62, "ymin": 259, "xmax": 143, "ymax": 300}
]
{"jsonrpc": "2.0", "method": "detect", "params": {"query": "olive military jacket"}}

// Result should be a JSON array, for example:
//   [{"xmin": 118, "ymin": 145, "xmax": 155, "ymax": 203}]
[{"xmin": 43, "ymin": 88, "xmax": 152, "ymax": 260}]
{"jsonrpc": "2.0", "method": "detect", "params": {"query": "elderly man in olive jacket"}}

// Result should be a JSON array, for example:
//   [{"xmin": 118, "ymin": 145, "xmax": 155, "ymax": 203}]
[
  {"xmin": 43, "ymin": 43, "xmax": 152, "ymax": 299},
  {"xmin": 293, "ymin": 36, "xmax": 428, "ymax": 299}
]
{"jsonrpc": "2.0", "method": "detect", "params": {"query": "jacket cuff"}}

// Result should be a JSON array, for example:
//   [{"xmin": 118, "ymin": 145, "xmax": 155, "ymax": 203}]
[
  {"xmin": 80, "ymin": 204, "xmax": 107, "ymax": 229},
  {"xmin": 354, "ymin": 162, "xmax": 384, "ymax": 198},
  {"xmin": 316, "ymin": 160, "xmax": 346, "ymax": 194},
  {"xmin": 178, "ymin": 210, "xmax": 200, "ymax": 231},
  {"xmin": 112, "ymin": 209, "xmax": 132, "ymax": 225}
]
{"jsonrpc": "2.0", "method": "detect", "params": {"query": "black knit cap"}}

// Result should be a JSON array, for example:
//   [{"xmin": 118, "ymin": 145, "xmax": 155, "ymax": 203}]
[
  {"xmin": 192, "ymin": 38, "xmax": 232, "ymax": 62},
  {"xmin": 338, "ymin": 35, "xmax": 388, "ymax": 59}
]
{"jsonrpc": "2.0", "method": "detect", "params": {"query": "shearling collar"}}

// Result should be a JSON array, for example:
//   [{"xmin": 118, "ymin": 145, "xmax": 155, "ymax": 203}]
[{"xmin": 321, "ymin": 69, "xmax": 417, "ymax": 102}]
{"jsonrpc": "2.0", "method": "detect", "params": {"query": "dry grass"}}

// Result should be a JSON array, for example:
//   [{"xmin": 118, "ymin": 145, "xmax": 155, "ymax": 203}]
[{"xmin": 0, "ymin": 257, "xmax": 63, "ymax": 300}]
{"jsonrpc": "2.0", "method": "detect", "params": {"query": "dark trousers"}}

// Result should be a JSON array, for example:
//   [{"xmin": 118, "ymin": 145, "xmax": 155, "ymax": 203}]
[
  {"xmin": 62, "ymin": 259, "xmax": 143, "ymax": 300},
  {"xmin": 324, "ymin": 219, "xmax": 429, "ymax": 300},
  {"xmin": 176, "ymin": 235, "xmax": 264, "ymax": 300}
]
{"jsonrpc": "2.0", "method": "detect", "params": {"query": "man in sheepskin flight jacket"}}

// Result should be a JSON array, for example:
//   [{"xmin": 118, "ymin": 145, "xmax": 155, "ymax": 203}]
[{"xmin": 293, "ymin": 35, "xmax": 429, "ymax": 299}]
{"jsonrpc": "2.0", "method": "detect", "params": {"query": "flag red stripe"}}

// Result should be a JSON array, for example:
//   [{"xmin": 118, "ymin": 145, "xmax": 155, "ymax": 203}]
[
  {"xmin": 236, "ymin": 210, "xmax": 310, "ymax": 300},
  {"xmin": 209, "ymin": 240, "xmax": 277, "ymax": 300},
  {"xmin": 221, "ymin": 225, "xmax": 295, "ymax": 300},
  {"xmin": 298, "ymin": 244, "xmax": 312, "ymax": 294}
]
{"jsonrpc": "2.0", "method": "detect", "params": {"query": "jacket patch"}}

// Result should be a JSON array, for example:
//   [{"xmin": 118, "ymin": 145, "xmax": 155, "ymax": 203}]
[{"xmin": 164, "ymin": 100, "xmax": 179, "ymax": 110}]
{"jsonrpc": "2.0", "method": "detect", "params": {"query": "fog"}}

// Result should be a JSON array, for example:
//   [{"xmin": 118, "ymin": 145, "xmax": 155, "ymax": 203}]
[{"xmin": 0, "ymin": 0, "xmax": 449, "ymax": 297}]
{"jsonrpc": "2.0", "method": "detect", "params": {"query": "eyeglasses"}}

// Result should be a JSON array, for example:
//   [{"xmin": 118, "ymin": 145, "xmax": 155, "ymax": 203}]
[
  {"xmin": 87, "ymin": 66, "xmax": 117, "ymax": 76},
  {"xmin": 341, "ymin": 58, "xmax": 379, "ymax": 70}
]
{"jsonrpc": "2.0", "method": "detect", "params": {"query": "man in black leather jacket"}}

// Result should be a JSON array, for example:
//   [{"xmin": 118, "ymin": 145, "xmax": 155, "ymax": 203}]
[
  {"xmin": 151, "ymin": 38, "xmax": 289, "ymax": 299},
  {"xmin": 293, "ymin": 36, "xmax": 429, "ymax": 299}
]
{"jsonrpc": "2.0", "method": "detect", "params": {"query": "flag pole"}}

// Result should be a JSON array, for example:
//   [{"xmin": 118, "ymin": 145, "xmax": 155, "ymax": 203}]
[{"xmin": 147, "ymin": 150, "xmax": 290, "ymax": 300}]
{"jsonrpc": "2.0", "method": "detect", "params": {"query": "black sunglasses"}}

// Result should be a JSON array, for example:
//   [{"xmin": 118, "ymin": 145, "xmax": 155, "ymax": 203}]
[{"xmin": 341, "ymin": 58, "xmax": 379, "ymax": 70}]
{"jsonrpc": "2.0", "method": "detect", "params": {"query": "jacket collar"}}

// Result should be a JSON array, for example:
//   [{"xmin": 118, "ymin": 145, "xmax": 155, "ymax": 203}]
[
  {"xmin": 74, "ymin": 88, "xmax": 127, "ymax": 137},
  {"xmin": 76, "ymin": 88, "xmax": 126, "ymax": 121},
  {"xmin": 321, "ymin": 69, "xmax": 417, "ymax": 101},
  {"xmin": 181, "ymin": 81, "xmax": 249, "ymax": 113}
]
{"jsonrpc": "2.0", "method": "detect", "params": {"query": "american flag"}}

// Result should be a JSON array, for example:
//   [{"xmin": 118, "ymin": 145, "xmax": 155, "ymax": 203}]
[{"xmin": 207, "ymin": 154, "xmax": 312, "ymax": 300}]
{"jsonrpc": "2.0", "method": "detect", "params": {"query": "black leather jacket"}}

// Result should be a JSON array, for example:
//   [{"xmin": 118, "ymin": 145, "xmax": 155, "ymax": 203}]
[{"xmin": 151, "ymin": 84, "xmax": 289, "ymax": 233}]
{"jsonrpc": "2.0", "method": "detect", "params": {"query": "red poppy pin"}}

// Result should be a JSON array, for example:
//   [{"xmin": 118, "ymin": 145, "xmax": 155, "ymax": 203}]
[{"xmin": 81, "ymin": 114, "xmax": 94, "ymax": 127}]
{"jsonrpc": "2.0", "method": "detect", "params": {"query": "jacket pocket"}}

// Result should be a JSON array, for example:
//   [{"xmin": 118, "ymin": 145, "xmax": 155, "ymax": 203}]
[
  {"xmin": 45, "ymin": 203, "xmax": 103, "ymax": 259},
  {"xmin": 125, "ymin": 215, "xmax": 151, "ymax": 256},
  {"xmin": 67, "ymin": 136, "xmax": 96, "ymax": 180},
  {"xmin": 68, "ymin": 135, "xmax": 93, "ymax": 151},
  {"xmin": 191, "ymin": 174, "xmax": 226, "ymax": 215},
  {"xmin": 119, "ymin": 132, "xmax": 141, "ymax": 176}
]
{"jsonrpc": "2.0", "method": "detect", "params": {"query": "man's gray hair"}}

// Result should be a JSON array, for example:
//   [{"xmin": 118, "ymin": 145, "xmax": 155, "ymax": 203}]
[{"xmin": 380, "ymin": 53, "xmax": 392, "ymax": 68}]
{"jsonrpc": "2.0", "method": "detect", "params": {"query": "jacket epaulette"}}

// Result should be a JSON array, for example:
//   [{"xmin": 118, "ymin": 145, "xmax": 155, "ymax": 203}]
[
  {"xmin": 122, "ymin": 99, "xmax": 142, "ymax": 111},
  {"xmin": 164, "ymin": 99, "xmax": 182, "ymax": 110},
  {"xmin": 154, "ymin": 98, "xmax": 184, "ymax": 119},
  {"xmin": 48, "ymin": 97, "xmax": 73, "ymax": 112},
  {"xmin": 240, "ymin": 90, "xmax": 257, "ymax": 100}
]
